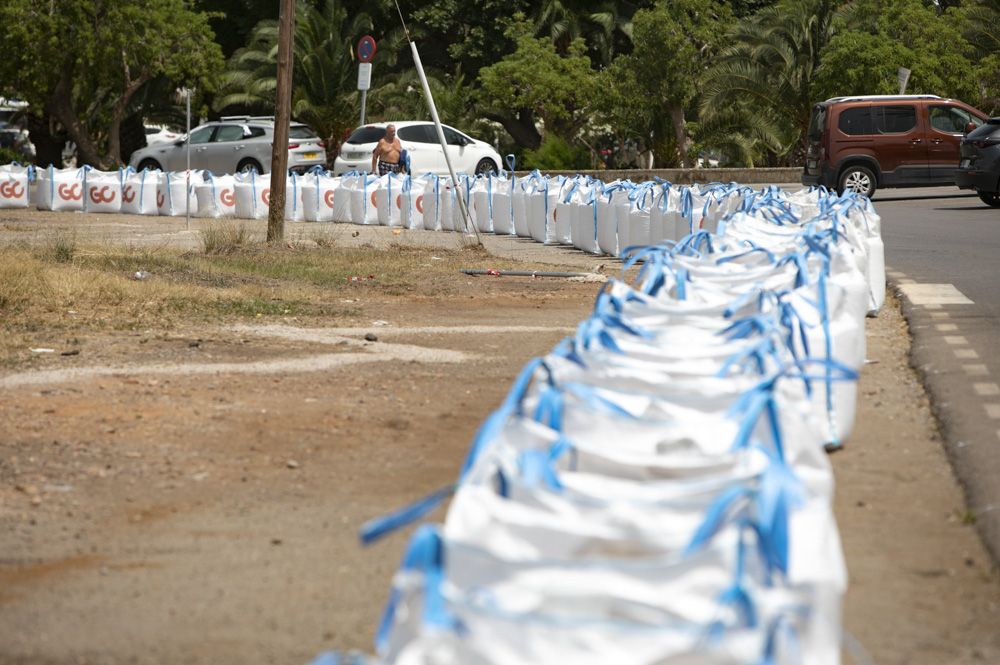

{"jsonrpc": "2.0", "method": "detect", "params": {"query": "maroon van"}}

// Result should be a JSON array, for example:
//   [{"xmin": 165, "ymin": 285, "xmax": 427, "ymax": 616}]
[{"xmin": 802, "ymin": 95, "xmax": 988, "ymax": 197}]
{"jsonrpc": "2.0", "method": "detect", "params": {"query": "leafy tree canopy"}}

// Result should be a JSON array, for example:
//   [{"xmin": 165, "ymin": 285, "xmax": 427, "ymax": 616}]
[{"xmin": 0, "ymin": 0, "xmax": 224, "ymax": 168}]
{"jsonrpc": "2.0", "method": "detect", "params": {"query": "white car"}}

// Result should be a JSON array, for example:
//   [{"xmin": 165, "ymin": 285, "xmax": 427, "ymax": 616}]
[{"xmin": 334, "ymin": 121, "xmax": 502, "ymax": 176}]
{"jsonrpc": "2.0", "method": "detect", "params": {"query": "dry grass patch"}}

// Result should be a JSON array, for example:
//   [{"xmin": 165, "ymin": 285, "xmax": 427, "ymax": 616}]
[{"xmin": 201, "ymin": 220, "xmax": 254, "ymax": 255}]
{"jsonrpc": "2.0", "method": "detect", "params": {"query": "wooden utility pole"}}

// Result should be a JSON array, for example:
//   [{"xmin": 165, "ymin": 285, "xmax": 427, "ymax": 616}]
[{"xmin": 267, "ymin": 0, "xmax": 295, "ymax": 242}]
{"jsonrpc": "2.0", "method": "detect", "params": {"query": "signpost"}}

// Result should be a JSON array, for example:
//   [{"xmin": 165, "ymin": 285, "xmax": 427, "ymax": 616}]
[
  {"xmin": 898, "ymin": 67, "xmax": 911, "ymax": 95},
  {"xmin": 357, "ymin": 36, "xmax": 376, "ymax": 126}
]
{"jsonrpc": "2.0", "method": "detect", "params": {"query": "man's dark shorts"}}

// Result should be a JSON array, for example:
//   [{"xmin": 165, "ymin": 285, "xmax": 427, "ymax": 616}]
[{"xmin": 378, "ymin": 161, "xmax": 402, "ymax": 176}]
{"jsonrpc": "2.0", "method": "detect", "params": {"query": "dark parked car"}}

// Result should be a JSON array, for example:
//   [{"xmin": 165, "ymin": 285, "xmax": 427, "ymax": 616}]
[
  {"xmin": 956, "ymin": 118, "xmax": 1000, "ymax": 208},
  {"xmin": 802, "ymin": 95, "xmax": 987, "ymax": 197}
]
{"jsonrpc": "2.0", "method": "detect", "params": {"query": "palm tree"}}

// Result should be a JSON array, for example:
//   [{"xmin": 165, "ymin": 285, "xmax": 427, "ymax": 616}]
[
  {"xmin": 700, "ymin": 0, "xmax": 842, "ymax": 164},
  {"xmin": 215, "ymin": 0, "xmax": 374, "ymax": 150},
  {"xmin": 533, "ymin": 0, "xmax": 636, "ymax": 66}
]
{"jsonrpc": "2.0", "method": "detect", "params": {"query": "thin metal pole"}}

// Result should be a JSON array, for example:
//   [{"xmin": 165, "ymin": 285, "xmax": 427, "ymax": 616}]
[
  {"xmin": 460, "ymin": 269, "xmax": 595, "ymax": 278},
  {"xmin": 360, "ymin": 90, "xmax": 367, "ymax": 126},
  {"xmin": 185, "ymin": 89, "xmax": 191, "ymax": 231}
]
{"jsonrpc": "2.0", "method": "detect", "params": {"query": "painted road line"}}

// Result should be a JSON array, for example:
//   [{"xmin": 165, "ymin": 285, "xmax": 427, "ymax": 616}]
[
  {"xmin": 924, "ymin": 304, "xmax": 943, "ymax": 310},
  {"xmin": 986, "ymin": 404, "xmax": 1000, "ymax": 419},
  {"xmin": 944, "ymin": 336, "xmax": 969, "ymax": 345},
  {"xmin": 963, "ymin": 364, "xmax": 990, "ymax": 376},
  {"xmin": 935, "ymin": 323, "xmax": 959, "ymax": 332},
  {"xmin": 955, "ymin": 349, "xmax": 979, "ymax": 359},
  {"xmin": 930, "ymin": 312, "xmax": 950, "ymax": 319},
  {"xmin": 974, "ymin": 383, "xmax": 1000, "ymax": 396},
  {"xmin": 897, "ymin": 283, "xmax": 974, "ymax": 306}
]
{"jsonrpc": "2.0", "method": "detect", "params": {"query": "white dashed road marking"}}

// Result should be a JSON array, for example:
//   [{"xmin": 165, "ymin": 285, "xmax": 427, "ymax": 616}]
[
  {"xmin": 963, "ymin": 364, "xmax": 990, "ymax": 376},
  {"xmin": 935, "ymin": 323, "xmax": 958, "ymax": 332},
  {"xmin": 944, "ymin": 336, "xmax": 969, "ymax": 346},
  {"xmin": 974, "ymin": 383, "xmax": 1000, "ymax": 397},
  {"xmin": 955, "ymin": 349, "xmax": 979, "ymax": 359},
  {"xmin": 898, "ymin": 283, "xmax": 974, "ymax": 306},
  {"xmin": 986, "ymin": 404, "xmax": 1000, "ymax": 419}
]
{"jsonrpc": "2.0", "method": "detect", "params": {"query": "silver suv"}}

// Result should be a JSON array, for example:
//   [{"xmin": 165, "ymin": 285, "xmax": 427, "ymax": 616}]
[{"xmin": 128, "ymin": 116, "xmax": 327, "ymax": 174}]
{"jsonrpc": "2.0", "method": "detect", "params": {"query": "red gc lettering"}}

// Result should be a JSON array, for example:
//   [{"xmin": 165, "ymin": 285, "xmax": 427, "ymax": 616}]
[
  {"xmin": 0, "ymin": 181, "xmax": 24, "ymax": 199},
  {"xmin": 122, "ymin": 186, "xmax": 136, "ymax": 204},
  {"xmin": 415, "ymin": 195, "xmax": 424, "ymax": 214},
  {"xmin": 324, "ymin": 190, "xmax": 335, "ymax": 208},
  {"xmin": 89, "ymin": 186, "xmax": 116, "ymax": 204},
  {"xmin": 58, "ymin": 183, "xmax": 82, "ymax": 201},
  {"xmin": 261, "ymin": 188, "xmax": 271, "ymax": 206},
  {"xmin": 220, "ymin": 188, "xmax": 234, "ymax": 207}
]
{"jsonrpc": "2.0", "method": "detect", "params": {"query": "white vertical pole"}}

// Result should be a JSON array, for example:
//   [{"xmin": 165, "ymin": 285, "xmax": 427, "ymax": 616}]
[
  {"xmin": 409, "ymin": 42, "xmax": 478, "ymax": 243},
  {"xmin": 360, "ymin": 90, "xmax": 367, "ymax": 126},
  {"xmin": 185, "ymin": 89, "xmax": 191, "ymax": 231}
]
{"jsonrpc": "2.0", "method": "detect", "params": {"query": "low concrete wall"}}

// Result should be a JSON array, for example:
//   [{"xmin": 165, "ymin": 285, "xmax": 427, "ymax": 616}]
[{"xmin": 512, "ymin": 167, "xmax": 802, "ymax": 185}]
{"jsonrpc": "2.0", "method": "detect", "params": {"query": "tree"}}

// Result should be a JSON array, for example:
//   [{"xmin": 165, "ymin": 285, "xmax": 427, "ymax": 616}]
[
  {"xmin": 598, "ymin": 0, "xmax": 734, "ymax": 167},
  {"xmin": 0, "ymin": 0, "xmax": 224, "ymax": 169},
  {"xmin": 532, "ymin": 0, "xmax": 640, "ymax": 66},
  {"xmin": 701, "ymin": 0, "xmax": 842, "ymax": 164},
  {"xmin": 959, "ymin": 0, "xmax": 1000, "ymax": 112},
  {"xmin": 812, "ymin": 0, "xmax": 977, "ymax": 103},
  {"xmin": 215, "ymin": 0, "xmax": 377, "ymax": 152},
  {"xmin": 477, "ymin": 19, "xmax": 599, "ymax": 150}
]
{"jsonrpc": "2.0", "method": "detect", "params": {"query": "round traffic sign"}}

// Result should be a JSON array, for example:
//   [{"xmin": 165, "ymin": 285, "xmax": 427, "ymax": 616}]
[{"xmin": 357, "ymin": 36, "xmax": 377, "ymax": 64}]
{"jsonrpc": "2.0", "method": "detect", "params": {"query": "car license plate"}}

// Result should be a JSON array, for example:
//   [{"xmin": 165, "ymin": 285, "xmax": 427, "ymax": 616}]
[
  {"xmin": 302, "ymin": 151, "xmax": 320, "ymax": 159},
  {"xmin": 960, "ymin": 159, "xmax": 971, "ymax": 169}
]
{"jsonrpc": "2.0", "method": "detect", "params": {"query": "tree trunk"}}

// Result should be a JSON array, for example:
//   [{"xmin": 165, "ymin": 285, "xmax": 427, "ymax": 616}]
[
  {"xmin": 486, "ymin": 109, "xmax": 542, "ymax": 151},
  {"xmin": 667, "ymin": 104, "xmax": 694, "ymax": 168},
  {"xmin": 267, "ymin": 0, "xmax": 295, "ymax": 243},
  {"xmin": 26, "ymin": 113, "xmax": 64, "ymax": 168},
  {"xmin": 46, "ymin": 70, "xmax": 104, "ymax": 168},
  {"xmin": 105, "ymin": 68, "xmax": 153, "ymax": 168}
]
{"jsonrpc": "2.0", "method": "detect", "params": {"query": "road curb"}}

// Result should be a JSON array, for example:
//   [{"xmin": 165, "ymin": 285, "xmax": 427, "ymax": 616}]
[{"xmin": 891, "ymin": 276, "xmax": 1000, "ymax": 568}]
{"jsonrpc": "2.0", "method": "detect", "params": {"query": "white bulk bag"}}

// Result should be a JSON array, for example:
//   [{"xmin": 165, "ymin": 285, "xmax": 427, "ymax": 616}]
[
  {"xmin": 472, "ymin": 175, "xmax": 495, "ymax": 234},
  {"xmin": 596, "ymin": 184, "xmax": 631, "ymax": 256},
  {"xmin": 233, "ymin": 171, "xmax": 270, "ymax": 220},
  {"xmin": 121, "ymin": 169, "xmax": 160, "ymax": 215},
  {"xmin": 301, "ymin": 173, "xmax": 343, "ymax": 223},
  {"xmin": 158, "ymin": 171, "xmax": 202, "ymax": 217},
  {"xmin": 284, "ymin": 173, "xmax": 305, "ymax": 222},
  {"xmin": 437, "ymin": 178, "xmax": 457, "ymax": 232},
  {"xmin": 512, "ymin": 176, "xmax": 531, "ymax": 237},
  {"xmin": 346, "ymin": 173, "xmax": 380, "ymax": 225},
  {"xmin": 400, "ymin": 175, "xmax": 427, "ymax": 230},
  {"xmin": 621, "ymin": 183, "xmax": 654, "ymax": 251},
  {"xmin": 0, "ymin": 165, "xmax": 31, "ymax": 209},
  {"xmin": 570, "ymin": 187, "xmax": 601, "ymax": 254},
  {"xmin": 375, "ymin": 173, "xmax": 404, "ymax": 227},
  {"xmin": 553, "ymin": 178, "xmax": 582, "ymax": 245},
  {"xmin": 491, "ymin": 176, "xmax": 516, "ymax": 236},
  {"xmin": 36, "ymin": 166, "xmax": 88, "ymax": 212},
  {"xmin": 82, "ymin": 169, "xmax": 122, "ymax": 214},
  {"xmin": 195, "ymin": 174, "xmax": 236, "ymax": 218},
  {"xmin": 450, "ymin": 175, "xmax": 474, "ymax": 233}
]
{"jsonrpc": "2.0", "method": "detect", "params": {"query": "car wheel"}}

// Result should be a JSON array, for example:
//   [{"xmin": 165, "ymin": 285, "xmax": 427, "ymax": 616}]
[
  {"xmin": 237, "ymin": 158, "xmax": 263, "ymax": 174},
  {"xmin": 838, "ymin": 165, "xmax": 877, "ymax": 198},
  {"xmin": 977, "ymin": 190, "xmax": 1000, "ymax": 208},
  {"xmin": 137, "ymin": 158, "xmax": 162, "ymax": 172},
  {"xmin": 475, "ymin": 158, "xmax": 498, "ymax": 176}
]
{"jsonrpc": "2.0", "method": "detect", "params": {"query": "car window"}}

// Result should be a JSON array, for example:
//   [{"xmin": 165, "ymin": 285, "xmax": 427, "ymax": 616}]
[
  {"xmin": 397, "ymin": 125, "xmax": 434, "ymax": 143},
  {"xmin": 245, "ymin": 126, "xmax": 267, "ymax": 138},
  {"xmin": 930, "ymin": 105, "xmax": 980, "ymax": 133},
  {"xmin": 189, "ymin": 126, "xmax": 214, "ymax": 145},
  {"xmin": 808, "ymin": 105, "xmax": 827, "ymax": 139},
  {"xmin": 346, "ymin": 126, "xmax": 387, "ymax": 144},
  {"xmin": 144, "ymin": 127, "xmax": 159, "ymax": 135},
  {"xmin": 289, "ymin": 126, "xmax": 317, "ymax": 139},
  {"xmin": 838, "ymin": 107, "xmax": 873, "ymax": 135},
  {"xmin": 872, "ymin": 105, "xmax": 916, "ymax": 134},
  {"xmin": 443, "ymin": 127, "xmax": 465, "ymax": 146},
  {"xmin": 212, "ymin": 125, "xmax": 245, "ymax": 142}
]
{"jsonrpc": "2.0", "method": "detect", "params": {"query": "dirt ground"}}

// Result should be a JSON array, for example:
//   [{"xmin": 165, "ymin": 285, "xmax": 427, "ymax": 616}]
[{"xmin": 0, "ymin": 210, "xmax": 999, "ymax": 665}]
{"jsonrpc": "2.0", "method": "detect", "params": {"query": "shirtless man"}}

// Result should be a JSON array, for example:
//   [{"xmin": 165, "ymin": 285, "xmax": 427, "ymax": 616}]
[{"xmin": 371, "ymin": 124, "xmax": 403, "ymax": 175}]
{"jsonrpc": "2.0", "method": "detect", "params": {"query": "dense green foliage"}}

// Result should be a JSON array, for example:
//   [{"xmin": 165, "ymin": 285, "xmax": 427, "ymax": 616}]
[{"xmin": 1, "ymin": 0, "xmax": 998, "ymax": 169}]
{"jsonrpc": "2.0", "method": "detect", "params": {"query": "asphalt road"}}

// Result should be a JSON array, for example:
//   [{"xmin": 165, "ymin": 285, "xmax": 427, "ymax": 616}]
[{"xmin": 873, "ymin": 185, "xmax": 1000, "ymax": 562}]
